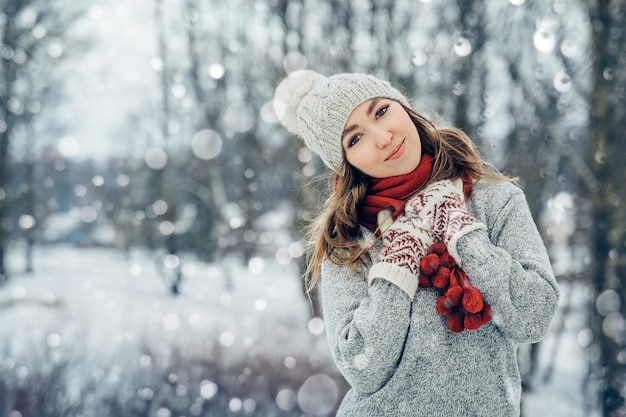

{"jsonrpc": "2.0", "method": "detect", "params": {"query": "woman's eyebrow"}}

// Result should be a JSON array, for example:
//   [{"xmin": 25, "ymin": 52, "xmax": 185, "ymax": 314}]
[
  {"xmin": 342, "ymin": 124, "xmax": 357, "ymax": 140},
  {"xmin": 342, "ymin": 98, "xmax": 382, "ymax": 140},
  {"xmin": 367, "ymin": 97, "xmax": 381, "ymax": 115}
]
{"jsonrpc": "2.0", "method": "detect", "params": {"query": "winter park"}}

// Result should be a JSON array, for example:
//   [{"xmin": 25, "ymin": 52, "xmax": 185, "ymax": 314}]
[{"xmin": 1, "ymin": 0, "xmax": 625, "ymax": 416}]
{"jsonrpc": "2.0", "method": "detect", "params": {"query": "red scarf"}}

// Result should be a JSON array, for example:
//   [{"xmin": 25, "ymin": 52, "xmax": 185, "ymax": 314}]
[
  {"xmin": 357, "ymin": 154, "xmax": 473, "ymax": 234},
  {"xmin": 358, "ymin": 154, "xmax": 433, "ymax": 233}
]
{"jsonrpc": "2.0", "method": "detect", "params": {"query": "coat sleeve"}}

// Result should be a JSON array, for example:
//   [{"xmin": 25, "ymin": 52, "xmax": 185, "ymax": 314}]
[
  {"xmin": 457, "ymin": 182, "xmax": 560, "ymax": 343},
  {"xmin": 320, "ymin": 260, "xmax": 412, "ymax": 394}
]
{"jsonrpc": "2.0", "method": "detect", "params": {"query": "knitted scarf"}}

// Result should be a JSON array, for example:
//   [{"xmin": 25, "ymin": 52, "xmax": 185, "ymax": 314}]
[
  {"xmin": 357, "ymin": 153, "xmax": 433, "ymax": 234},
  {"xmin": 357, "ymin": 154, "xmax": 476, "ymax": 234}
]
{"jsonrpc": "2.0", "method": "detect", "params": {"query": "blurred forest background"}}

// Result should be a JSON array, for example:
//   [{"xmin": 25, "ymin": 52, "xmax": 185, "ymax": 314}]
[{"xmin": 0, "ymin": 0, "xmax": 625, "ymax": 416}]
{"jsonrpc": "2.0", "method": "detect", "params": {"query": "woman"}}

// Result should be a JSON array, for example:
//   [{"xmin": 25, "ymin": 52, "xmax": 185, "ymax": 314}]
[{"xmin": 273, "ymin": 70, "xmax": 559, "ymax": 416}]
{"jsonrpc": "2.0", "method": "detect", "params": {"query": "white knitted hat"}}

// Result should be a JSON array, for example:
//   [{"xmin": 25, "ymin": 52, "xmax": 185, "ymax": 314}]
[{"xmin": 273, "ymin": 70, "xmax": 411, "ymax": 171}]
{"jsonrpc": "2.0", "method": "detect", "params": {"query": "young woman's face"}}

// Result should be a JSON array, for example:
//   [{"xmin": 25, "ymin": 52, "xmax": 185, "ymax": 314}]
[{"xmin": 342, "ymin": 98, "xmax": 422, "ymax": 179}]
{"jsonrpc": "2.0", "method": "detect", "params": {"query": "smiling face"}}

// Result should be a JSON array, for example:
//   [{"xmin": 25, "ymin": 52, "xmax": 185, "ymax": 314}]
[{"xmin": 342, "ymin": 98, "xmax": 422, "ymax": 179}]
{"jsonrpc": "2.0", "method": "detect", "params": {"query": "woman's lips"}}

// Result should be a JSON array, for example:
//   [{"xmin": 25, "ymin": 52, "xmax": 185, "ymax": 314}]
[{"xmin": 385, "ymin": 139, "xmax": 405, "ymax": 161}]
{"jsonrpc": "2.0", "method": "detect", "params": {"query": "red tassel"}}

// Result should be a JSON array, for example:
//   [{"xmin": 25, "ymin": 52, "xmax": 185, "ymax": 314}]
[
  {"xmin": 431, "ymin": 267, "xmax": 450, "ymax": 289},
  {"xmin": 464, "ymin": 313, "xmax": 483, "ymax": 330},
  {"xmin": 439, "ymin": 252, "xmax": 456, "ymax": 269},
  {"xmin": 447, "ymin": 311, "xmax": 465, "ymax": 333},
  {"xmin": 436, "ymin": 296, "xmax": 453, "ymax": 316},
  {"xmin": 419, "ymin": 242, "xmax": 492, "ymax": 333},
  {"xmin": 462, "ymin": 287, "xmax": 484, "ymax": 314},
  {"xmin": 418, "ymin": 275, "xmax": 433, "ymax": 288},
  {"xmin": 420, "ymin": 253, "xmax": 440, "ymax": 276},
  {"xmin": 449, "ymin": 268, "xmax": 460, "ymax": 287},
  {"xmin": 444, "ymin": 285, "xmax": 463, "ymax": 306},
  {"xmin": 480, "ymin": 304, "xmax": 492, "ymax": 324},
  {"xmin": 429, "ymin": 242, "xmax": 447, "ymax": 256},
  {"xmin": 457, "ymin": 269, "xmax": 484, "ymax": 314}
]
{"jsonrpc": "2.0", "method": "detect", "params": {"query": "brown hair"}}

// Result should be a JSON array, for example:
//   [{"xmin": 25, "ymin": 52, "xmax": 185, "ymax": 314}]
[{"xmin": 302, "ymin": 105, "xmax": 515, "ymax": 293}]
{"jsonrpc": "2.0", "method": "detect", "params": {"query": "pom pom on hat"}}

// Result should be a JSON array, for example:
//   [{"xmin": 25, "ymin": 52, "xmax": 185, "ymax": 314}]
[
  {"xmin": 273, "ymin": 69, "xmax": 411, "ymax": 171},
  {"xmin": 273, "ymin": 70, "xmax": 326, "ymax": 136}
]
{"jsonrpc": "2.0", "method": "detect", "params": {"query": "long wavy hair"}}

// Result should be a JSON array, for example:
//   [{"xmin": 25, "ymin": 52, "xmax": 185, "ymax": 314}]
[{"xmin": 303, "ymin": 104, "xmax": 514, "ymax": 293}]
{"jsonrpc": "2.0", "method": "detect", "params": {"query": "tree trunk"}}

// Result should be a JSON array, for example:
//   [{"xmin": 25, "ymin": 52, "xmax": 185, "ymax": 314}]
[
  {"xmin": 0, "ymin": 129, "xmax": 8, "ymax": 283},
  {"xmin": 154, "ymin": 0, "xmax": 180, "ymax": 295},
  {"xmin": 586, "ymin": 0, "xmax": 626, "ymax": 414},
  {"xmin": 0, "ymin": 0, "xmax": 19, "ymax": 285}
]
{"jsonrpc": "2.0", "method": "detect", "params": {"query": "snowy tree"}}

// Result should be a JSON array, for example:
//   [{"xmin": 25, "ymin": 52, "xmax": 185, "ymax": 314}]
[
  {"xmin": 0, "ymin": 0, "xmax": 88, "ymax": 283},
  {"xmin": 583, "ymin": 1, "xmax": 626, "ymax": 415}
]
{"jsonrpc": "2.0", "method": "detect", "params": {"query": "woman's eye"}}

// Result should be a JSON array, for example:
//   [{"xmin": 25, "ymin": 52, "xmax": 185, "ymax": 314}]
[
  {"xmin": 375, "ymin": 105, "xmax": 388, "ymax": 119},
  {"xmin": 348, "ymin": 134, "xmax": 361, "ymax": 148}
]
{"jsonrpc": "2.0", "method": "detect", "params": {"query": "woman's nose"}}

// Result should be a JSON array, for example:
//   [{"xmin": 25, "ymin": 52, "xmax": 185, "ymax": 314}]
[{"xmin": 375, "ymin": 129, "xmax": 393, "ymax": 148}]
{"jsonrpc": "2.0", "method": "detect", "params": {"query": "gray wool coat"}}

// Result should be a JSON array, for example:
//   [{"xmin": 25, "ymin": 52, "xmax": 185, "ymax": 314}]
[{"xmin": 320, "ymin": 180, "xmax": 560, "ymax": 417}]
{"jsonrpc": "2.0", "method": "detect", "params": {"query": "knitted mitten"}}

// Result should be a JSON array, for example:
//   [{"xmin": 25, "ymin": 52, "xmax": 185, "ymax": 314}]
[
  {"xmin": 368, "ymin": 209, "xmax": 435, "ymax": 300},
  {"xmin": 406, "ymin": 178, "xmax": 486, "ymax": 266},
  {"xmin": 420, "ymin": 243, "xmax": 491, "ymax": 332}
]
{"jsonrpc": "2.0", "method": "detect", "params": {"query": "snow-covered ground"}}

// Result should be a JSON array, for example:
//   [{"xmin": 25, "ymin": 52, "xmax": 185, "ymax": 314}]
[{"xmin": 0, "ymin": 244, "xmax": 592, "ymax": 416}]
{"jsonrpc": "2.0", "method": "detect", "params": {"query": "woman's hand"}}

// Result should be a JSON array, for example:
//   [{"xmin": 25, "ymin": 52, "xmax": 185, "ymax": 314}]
[{"xmin": 368, "ymin": 208, "xmax": 436, "ymax": 300}]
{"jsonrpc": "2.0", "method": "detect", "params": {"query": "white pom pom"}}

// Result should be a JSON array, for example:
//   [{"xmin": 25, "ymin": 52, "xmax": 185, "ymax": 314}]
[{"xmin": 273, "ymin": 70, "xmax": 326, "ymax": 135}]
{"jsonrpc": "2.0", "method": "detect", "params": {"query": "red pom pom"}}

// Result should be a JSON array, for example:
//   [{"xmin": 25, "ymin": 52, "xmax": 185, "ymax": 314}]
[
  {"xmin": 439, "ymin": 252, "xmax": 456, "ymax": 268},
  {"xmin": 429, "ymin": 242, "xmax": 447, "ymax": 256},
  {"xmin": 446, "ymin": 311, "xmax": 465, "ymax": 333},
  {"xmin": 444, "ymin": 285, "xmax": 463, "ymax": 306},
  {"xmin": 462, "ymin": 287, "xmax": 484, "ymax": 314},
  {"xmin": 418, "ymin": 275, "xmax": 433, "ymax": 288},
  {"xmin": 464, "ymin": 313, "xmax": 483, "ymax": 330},
  {"xmin": 419, "ymin": 245, "xmax": 492, "ymax": 333},
  {"xmin": 436, "ymin": 295, "xmax": 453, "ymax": 316},
  {"xmin": 432, "ymin": 267, "xmax": 450, "ymax": 289},
  {"xmin": 420, "ymin": 253, "xmax": 440, "ymax": 276},
  {"xmin": 480, "ymin": 304, "xmax": 492, "ymax": 324}
]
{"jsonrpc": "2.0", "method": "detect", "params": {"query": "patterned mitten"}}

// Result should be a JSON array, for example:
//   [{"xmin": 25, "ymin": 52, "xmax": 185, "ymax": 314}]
[
  {"xmin": 368, "ymin": 209, "xmax": 435, "ymax": 300},
  {"xmin": 406, "ymin": 178, "xmax": 486, "ymax": 266}
]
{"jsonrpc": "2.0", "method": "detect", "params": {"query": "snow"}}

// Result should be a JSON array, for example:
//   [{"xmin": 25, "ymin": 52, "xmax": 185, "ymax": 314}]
[
  {"xmin": 522, "ymin": 281, "xmax": 595, "ymax": 416},
  {"xmin": 0, "ymin": 244, "xmax": 590, "ymax": 415}
]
